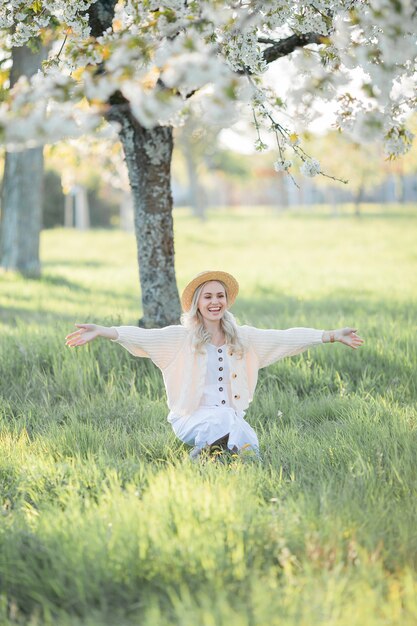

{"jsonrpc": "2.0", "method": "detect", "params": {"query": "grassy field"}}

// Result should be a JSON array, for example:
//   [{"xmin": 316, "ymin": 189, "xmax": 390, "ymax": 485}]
[{"xmin": 0, "ymin": 204, "xmax": 416, "ymax": 625}]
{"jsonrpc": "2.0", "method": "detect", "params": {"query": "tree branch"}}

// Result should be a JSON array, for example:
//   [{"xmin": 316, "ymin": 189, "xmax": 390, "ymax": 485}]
[
  {"xmin": 261, "ymin": 32, "xmax": 325, "ymax": 64},
  {"xmin": 257, "ymin": 37, "xmax": 277, "ymax": 45},
  {"xmin": 235, "ymin": 32, "xmax": 325, "ymax": 75},
  {"xmin": 87, "ymin": 0, "xmax": 118, "ymax": 37}
]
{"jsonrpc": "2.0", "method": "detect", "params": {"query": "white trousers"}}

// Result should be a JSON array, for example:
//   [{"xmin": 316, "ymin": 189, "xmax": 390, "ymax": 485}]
[{"xmin": 168, "ymin": 405, "xmax": 259, "ymax": 452}]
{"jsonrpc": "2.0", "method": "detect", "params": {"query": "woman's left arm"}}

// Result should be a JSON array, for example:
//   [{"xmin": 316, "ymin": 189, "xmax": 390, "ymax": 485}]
[
  {"xmin": 322, "ymin": 327, "xmax": 364, "ymax": 350},
  {"xmin": 243, "ymin": 325, "xmax": 364, "ymax": 369}
]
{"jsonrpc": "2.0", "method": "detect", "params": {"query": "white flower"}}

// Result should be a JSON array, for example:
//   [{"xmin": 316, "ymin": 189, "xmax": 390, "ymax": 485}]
[
  {"xmin": 223, "ymin": 28, "xmax": 268, "ymax": 74},
  {"xmin": 2, "ymin": 0, "xmax": 417, "ymax": 152},
  {"xmin": 274, "ymin": 159, "xmax": 292, "ymax": 172},
  {"xmin": 300, "ymin": 158, "xmax": 321, "ymax": 177},
  {"xmin": 287, "ymin": 133, "xmax": 300, "ymax": 146},
  {"xmin": 384, "ymin": 126, "xmax": 414, "ymax": 158}
]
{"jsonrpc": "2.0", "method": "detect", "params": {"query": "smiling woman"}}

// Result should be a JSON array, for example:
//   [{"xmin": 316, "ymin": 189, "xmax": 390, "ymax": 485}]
[{"xmin": 65, "ymin": 270, "xmax": 364, "ymax": 461}]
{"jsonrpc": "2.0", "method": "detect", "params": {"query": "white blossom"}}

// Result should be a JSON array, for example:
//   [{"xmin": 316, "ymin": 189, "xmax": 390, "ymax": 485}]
[
  {"xmin": 0, "ymin": 0, "xmax": 415, "ymax": 160},
  {"xmin": 274, "ymin": 159, "xmax": 292, "ymax": 172},
  {"xmin": 300, "ymin": 158, "xmax": 321, "ymax": 177},
  {"xmin": 223, "ymin": 28, "xmax": 268, "ymax": 74},
  {"xmin": 384, "ymin": 126, "xmax": 414, "ymax": 158}
]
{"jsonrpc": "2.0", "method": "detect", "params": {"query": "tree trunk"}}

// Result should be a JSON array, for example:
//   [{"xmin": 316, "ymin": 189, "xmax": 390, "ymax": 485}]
[
  {"xmin": 64, "ymin": 192, "xmax": 74, "ymax": 227},
  {"xmin": 0, "ymin": 45, "xmax": 46, "ymax": 277},
  {"xmin": 354, "ymin": 185, "xmax": 364, "ymax": 217},
  {"xmin": 74, "ymin": 185, "xmax": 90, "ymax": 230},
  {"xmin": 394, "ymin": 174, "xmax": 405, "ymax": 204},
  {"xmin": 110, "ymin": 108, "xmax": 181, "ymax": 327}
]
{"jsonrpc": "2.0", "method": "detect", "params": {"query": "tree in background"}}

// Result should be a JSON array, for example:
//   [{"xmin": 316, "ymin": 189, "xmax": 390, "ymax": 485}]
[
  {"xmin": 46, "ymin": 137, "xmax": 129, "ymax": 229},
  {"xmin": 384, "ymin": 114, "xmax": 417, "ymax": 203},
  {"xmin": 205, "ymin": 149, "xmax": 260, "ymax": 208},
  {"xmin": 174, "ymin": 117, "xmax": 221, "ymax": 221},
  {"xmin": 305, "ymin": 131, "xmax": 386, "ymax": 216},
  {"xmin": 0, "ymin": 43, "xmax": 46, "ymax": 277},
  {"xmin": 1, "ymin": 1, "xmax": 416, "ymax": 325},
  {"xmin": 174, "ymin": 117, "xmax": 252, "ymax": 219}
]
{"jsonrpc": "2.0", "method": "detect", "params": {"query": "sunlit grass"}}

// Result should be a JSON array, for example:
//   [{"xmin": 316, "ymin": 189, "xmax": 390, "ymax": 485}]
[{"xmin": 0, "ymin": 204, "xmax": 416, "ymax": 625}]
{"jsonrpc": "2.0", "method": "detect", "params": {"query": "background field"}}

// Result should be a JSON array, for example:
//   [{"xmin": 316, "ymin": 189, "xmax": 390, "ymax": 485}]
[{"xmin": 0, "ymin": 205, "xmax": 416, "ymax": 625}]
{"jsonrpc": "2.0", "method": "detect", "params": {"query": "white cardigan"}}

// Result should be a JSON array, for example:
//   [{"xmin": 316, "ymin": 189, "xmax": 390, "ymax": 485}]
[{"xmin": 111, "ymin": 324, "xmax": 324, "ymax": 416}]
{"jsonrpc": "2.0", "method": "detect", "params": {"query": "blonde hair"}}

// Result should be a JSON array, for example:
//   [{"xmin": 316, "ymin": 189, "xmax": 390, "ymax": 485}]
[{"xmin": 180, "ymin": 281, "xmax": 246, "ymax": 357}]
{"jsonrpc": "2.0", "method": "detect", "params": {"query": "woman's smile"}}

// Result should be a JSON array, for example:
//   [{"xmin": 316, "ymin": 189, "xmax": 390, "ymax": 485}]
[
  {"xmin": 205, "ymin": 305, "xmax": 223, "ymax": 318},
  {"xmin": 198, "ymin": 281, "xmax": 227, "ymax": 322}
]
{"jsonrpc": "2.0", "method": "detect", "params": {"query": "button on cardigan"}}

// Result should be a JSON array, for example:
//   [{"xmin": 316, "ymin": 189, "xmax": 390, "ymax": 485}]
[
  {"xmin": 111, "ymin": 324, "xmax": 324, "ymax": 417},
  {"xmin": 198, "ymin": 344, "xmax": 231, "ymax": 407}
]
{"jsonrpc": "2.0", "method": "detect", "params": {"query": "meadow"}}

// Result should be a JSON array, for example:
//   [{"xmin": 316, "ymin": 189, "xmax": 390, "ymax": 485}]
[{"xmin": 0, "ymin": 204, "xmax": 416, "ymax": 625}]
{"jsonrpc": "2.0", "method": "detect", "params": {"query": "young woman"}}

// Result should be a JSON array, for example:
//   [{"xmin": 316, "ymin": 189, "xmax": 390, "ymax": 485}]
[{"xmin": 65, "ymin": 270, "xmax": 364, "ymax": 460}]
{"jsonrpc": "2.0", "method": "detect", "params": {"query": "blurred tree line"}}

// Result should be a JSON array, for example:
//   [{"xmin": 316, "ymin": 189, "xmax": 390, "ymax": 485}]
[{"xmin": 1, "ymin": 114, "xmax": 416, "ymax": 233}]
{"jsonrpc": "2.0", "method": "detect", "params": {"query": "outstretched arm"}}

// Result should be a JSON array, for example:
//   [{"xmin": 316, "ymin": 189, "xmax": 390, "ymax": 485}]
[
  {"xmin": 65, "ymin": 322, "xmax": 187, "ymax": 370},
  {"xmin": 65, "ymin": 323, "xmax": 115, "ymax": 347},
  {"xmin": 322, "ymin": 327, "xmax": 364, "ymax": 350},
  {"xmin": 244, "ymin": 324, "xmax": 364, "ymax": 369}
]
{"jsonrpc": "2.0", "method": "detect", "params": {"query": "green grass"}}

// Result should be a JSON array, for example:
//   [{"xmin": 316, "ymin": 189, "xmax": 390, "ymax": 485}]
[{"xmin": 0, "ymin": 204, "xmax": 416, "ymax": 625}]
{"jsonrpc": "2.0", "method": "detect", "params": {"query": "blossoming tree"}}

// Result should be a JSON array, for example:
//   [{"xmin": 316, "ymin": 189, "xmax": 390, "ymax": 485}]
[
  {"xmin": 0, "ymin": 43, "xmax": 47, "ymax": 277},
  {"xmin": 1, "ymin": 0, "xmax": 416, "ymax": 325}
]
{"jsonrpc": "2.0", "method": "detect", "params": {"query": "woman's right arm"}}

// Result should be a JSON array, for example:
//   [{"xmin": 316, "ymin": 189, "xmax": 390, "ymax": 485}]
[
  {"xmin": 65, "ymin": 323, "xmax": 116, "ymax": 347},
  {"xmin": 66, "ymin": 323, "xmax": 187, "ymax": 369}
]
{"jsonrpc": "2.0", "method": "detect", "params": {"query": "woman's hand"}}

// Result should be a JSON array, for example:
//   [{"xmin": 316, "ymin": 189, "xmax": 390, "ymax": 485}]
[
  {"xmin": 65, "ymin": 323, "xmax": 102, "ymax": 347},
  {"xmin": 335, "ymin": 327, "xmax": 364, "ymax": 349}
]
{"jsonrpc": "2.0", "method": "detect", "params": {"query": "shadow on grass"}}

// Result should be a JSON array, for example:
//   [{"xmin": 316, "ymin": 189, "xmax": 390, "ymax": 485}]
[
  {"xmin": 40, "ymin": 274, "xmax": 91, "ymax": 291},
  {"xmin": 1, "ymin": 286, "xmax": 415, "ymax": 329},
  {"xmin": 39, "ymin": 272, "xmax": 138, "ymax": 305},
  {"xmin": 0, "ymin": 307, "xmax": 87, "ymax": 326},
  {"xmin": 1, "ymin": 273, "xmax": 91, "ymax": 292},
  {"xmin": 43, "ymin": 259, "xmax": 106, "ymax": 269}
]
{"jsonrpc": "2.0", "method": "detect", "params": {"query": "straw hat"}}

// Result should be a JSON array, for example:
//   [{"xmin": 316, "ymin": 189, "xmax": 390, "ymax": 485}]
[{"xmin": 181, "ymin": 270, "xmax": 239, "ymax": 312}]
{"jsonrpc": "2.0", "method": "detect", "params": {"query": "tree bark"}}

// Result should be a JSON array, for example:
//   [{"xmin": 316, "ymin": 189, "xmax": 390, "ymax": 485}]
[
  {"xmin": 109, "ymin": 107, "xmax": 181, "ymax": 327},
  {"xmin": 261, "ymin": 33, "xmax": 324, "ymax": 64},
  {"xmin": 0, "ymin": 45, "xmax": 46, "ymax": 277}
]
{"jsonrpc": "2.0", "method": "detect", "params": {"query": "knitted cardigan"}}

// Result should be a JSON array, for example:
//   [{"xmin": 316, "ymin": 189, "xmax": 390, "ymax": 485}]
[{"xmin": 111, "ymin": 325, "xmax": 324, "ymax": 416}]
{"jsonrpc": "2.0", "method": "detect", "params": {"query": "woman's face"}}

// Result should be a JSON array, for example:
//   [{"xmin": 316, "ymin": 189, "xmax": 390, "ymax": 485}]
[{"xmin": 197, "ymin": 281, "xmax": 227, "ymax": 323}]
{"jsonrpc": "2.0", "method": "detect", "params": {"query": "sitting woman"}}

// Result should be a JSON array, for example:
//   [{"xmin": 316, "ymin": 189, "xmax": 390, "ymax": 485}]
[{"xmin": 65, "ymin": 270, "xmax": 364, "ymax": 460}]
